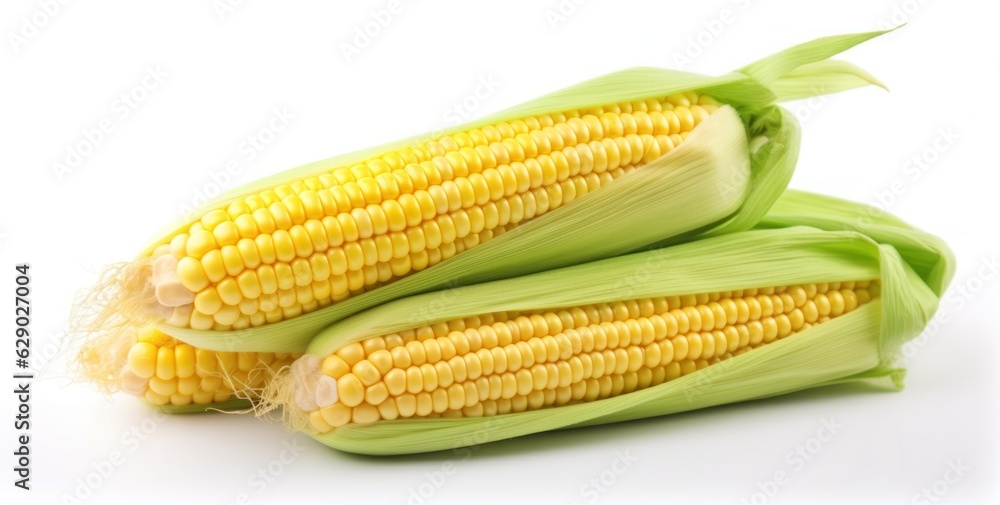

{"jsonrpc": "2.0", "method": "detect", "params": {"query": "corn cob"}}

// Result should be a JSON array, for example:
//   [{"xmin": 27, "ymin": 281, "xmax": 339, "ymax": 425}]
[
  {"xmin": 295, "ymin": 281, "xmax": 879, "ymax": 431},
  {"xmin": 72, "ymin": 31, "xmax": 890, "ymax": 410},
  {"xmin": 159, "ymin": 93, "xmax": 721, "ymax": 330},
  {"xmin": 264, "ymin": 190, "xmax": 952, "ymax": 454}
]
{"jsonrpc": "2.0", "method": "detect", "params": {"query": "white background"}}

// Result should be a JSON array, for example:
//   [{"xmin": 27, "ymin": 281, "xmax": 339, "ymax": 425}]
[{"xmin": 1, "ymin": 0, "xmax": 998, "ymax": 503}]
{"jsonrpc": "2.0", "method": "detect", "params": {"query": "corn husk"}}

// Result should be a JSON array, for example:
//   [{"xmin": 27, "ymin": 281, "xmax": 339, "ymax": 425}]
[{"xmin": 275, "ymin": 190, "xmax": 953, "ymax": 454}]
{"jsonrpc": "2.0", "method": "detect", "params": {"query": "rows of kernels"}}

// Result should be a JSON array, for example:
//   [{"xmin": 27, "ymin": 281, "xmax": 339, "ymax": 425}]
[
  {"xmin": 312, "ymin": 351, "xmax": 754, "ymax": 427},
  {"xmin": 168, "ymin": 223, "xmax": 519, "ymax": 331},
  {"xmin": 305, "ymin": 281, "xmax": 878, "ymax": 431},
  {"xmin": 430, "ymin": 355, "xmax": 732, "ymax": 420},
  {"xmin": 162, "ymin": 93, "xmax": 720, "ymax": 330},
  {"xmin": 178, "ymin": 140, "xmax": 648, "ymax": 328},
  {"xmin": 124, "ymin": 328, "xmax": 301, "ymax": 406}
]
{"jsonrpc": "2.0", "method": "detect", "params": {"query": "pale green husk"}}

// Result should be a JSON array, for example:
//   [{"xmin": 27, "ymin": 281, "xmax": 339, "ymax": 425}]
[
  {"xmin": 159, "ymin": 30, "xmax": 888, "ymax": 353},
  {"xmin": 292, "ymin": 190, "xmax": 953, "ymax": 454}
]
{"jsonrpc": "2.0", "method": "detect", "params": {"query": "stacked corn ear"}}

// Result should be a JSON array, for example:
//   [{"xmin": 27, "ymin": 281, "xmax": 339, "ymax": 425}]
[
  {"xmin": 72, "ymin": 31, "xmax": 891, "ymax": 411},
  {"xmin": 267, "ymin": 190, "xmax": 953, "ymax": 455}
]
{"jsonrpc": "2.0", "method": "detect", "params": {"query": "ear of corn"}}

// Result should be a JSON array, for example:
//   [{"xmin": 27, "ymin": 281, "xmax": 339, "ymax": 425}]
[
  {"xmin": 71, "ymin": 31, "xmax": 890, "ymax": 410},
  {"xmin": 295, "ymin": 280, "xmax": 881, "ymax": 432},
  {"xmin": 261, "ymin": 190, "xmax": 952, "ymax": 454},
  {"xmin": 165, "ymin": 105, "xmax": 756, "ymax": 351}
]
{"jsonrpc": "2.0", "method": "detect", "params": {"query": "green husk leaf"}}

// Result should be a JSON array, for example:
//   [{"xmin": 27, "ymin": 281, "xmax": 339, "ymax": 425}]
[
  {"xmin": 737, "ymin": 29, "xmax": 893, "ymax": 88},
  {"xmin": 649, "ymin": 104, "xmax": 800, "ymax": 247},
  {"xmin": 758, "ymin": 190, "xmax": 955, "ymax": 296},
  {"xmin": 294, "ymin": 192, "xmax": 951, "ymax": 455},
  {"xmin": 768, "ymin": 59, "xmax": 888, "ymax": 102}
]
